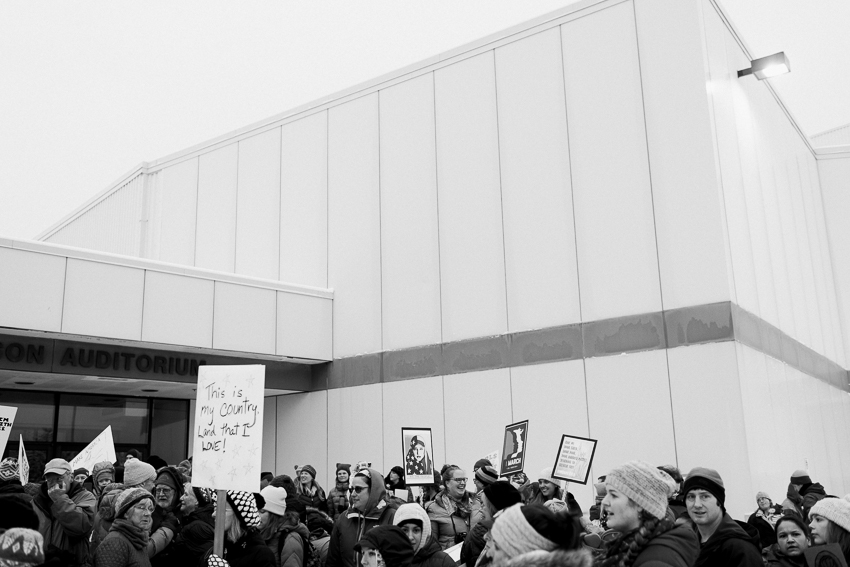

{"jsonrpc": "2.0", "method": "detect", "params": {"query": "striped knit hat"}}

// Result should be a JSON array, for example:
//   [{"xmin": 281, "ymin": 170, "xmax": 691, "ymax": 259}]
[
  {"xmin": 114, "ymin": 487, "xmax": 155, "ymax": 519},
  {"xmin": 605, "ymin": 461, "xmax": 676, "ymax": 520},
  {"xmin": 490, "ymin": 504, "xmax": 560, "ymax": 558},
  {"xmin": 475, "ymin": 465, "xmax": 499, "ymax": 486}
]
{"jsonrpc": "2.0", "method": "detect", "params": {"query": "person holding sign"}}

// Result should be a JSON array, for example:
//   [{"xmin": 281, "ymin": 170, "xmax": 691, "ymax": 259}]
[
  {"xmin": 809, "ymin": 495, "xmax": 850, "ymax": 564},
  {"xmin": 520, "ymin": 468, "xmax": 582, "ymax": 518},
  {"xmin": 209, "ymin": 490, "xmax": 276, "ymax": 567}
]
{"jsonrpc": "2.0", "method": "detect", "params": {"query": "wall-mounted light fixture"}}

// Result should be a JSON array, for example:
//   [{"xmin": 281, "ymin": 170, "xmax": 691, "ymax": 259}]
[{"xmin": 738, "ymin": 52, "xmax": 790, "ymax": 80}]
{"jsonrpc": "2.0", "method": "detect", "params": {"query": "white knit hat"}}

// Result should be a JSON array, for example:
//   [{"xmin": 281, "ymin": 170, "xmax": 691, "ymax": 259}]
[
  {"xmin": 605, "ymin": 461, "xmax": 676, "ymax": 520},
  {"xmin": 537, "ymin": 467, "xmax": 563, "ymax": 487},
  {"xmin": 123, "ymin": 459, "xmax": 156, "ymax": 488},
  {"xmin": 393, "ymin": 503, "xmax": 431, "ymax": 554},
  {"xmin": 810, "ymin": 495, "xmax": 850, "ymax": 533},
  {"xmin": 260, "ymin": 486, "xmax": 288, "ymax": 517},
  {"xmin": 490, "ymin": 504, "xmax": 559, "ymax": 558}
]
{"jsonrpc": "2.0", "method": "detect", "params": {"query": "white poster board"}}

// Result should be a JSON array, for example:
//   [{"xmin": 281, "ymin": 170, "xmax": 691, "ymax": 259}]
[
  {"xmin": 551, "ymin": 434, "xmax": 597, "ymax": 485},
  {"xmin": 70, "ymin": 426, "xmax": 117, "ymax": 472},
  {"xmin": 191, "ymin": 365, "xmax": 265, "ymax": 493},
  {"xmin": 18, "ymin": 435, "xmax": 29, "ymax": 485},
  {"xmin": 0, "ymin": 405, "xmax": 18, "ymax": 457},
  {"xmin": 483, "ymin": 449, "xmax": 500, "ymax": 474}
]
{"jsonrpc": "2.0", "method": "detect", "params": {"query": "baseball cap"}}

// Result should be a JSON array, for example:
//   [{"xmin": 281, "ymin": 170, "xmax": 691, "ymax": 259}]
[{"xmin": 43, "ymin": 458, "xmax": 72, "ymax": 477}]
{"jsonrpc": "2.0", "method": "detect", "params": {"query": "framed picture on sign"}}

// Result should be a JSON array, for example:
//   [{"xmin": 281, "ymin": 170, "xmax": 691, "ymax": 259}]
[
  {"xmin": 500, "ymin": 420, "xmax": 528, "ymax": 476},
  {"xmin": 402, "ymin": 427, "xmax": 435, "ymax": 486},
  {"xmin": 551, "ymin": 434, "xmax": 597, "ymax": 485}
]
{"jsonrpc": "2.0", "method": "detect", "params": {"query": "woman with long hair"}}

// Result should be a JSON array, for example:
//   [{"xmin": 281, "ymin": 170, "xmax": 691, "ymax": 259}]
[
  {"xmin": 424, "ymin": 465, "xmax": 472, "ymax": 550},
  {"xmin": 295, "ymin": 465, "xmax": 328, "ymax": 513},
  {"xmin": 258, "ymin": 485, "xmax": 311, "ymax": 567},
  {"xmin": 809, "ymin": 495, "xmax": 850, "ymax": 564},
  {"xmin": 328, "ymin": 464, "xmax": 352, "ymax": 522},
  {"xmin": 597, "ymin": 461, "xmax": 698, "ymax": 567},
  {"xmin": 764, "ymin": 515, "xmax": 810, "ymax": 566},
  {"xmin": 209, "ymin": 490, "xmax": 276, "ymax": 567}
]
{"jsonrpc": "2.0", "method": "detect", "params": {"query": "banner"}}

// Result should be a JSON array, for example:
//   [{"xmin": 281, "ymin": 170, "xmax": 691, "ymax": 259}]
[
  {"xmin": 0, "ymin": 405, "xmax": 18, "ymax": 457},
  {"xmin": 402, "ymin": 427, "xmax": 435, "ymax": 486},
  {"xmin": 500, "ymin": 420, "xmax": 528, "ymax": 476},
  {"xmin": 192, "ymin": 365, "xmax": 265, "ymax": 493},
  {"xmin": 551, "ymin": 434, "xmax": 597, "ymax": 485},
  {"xmin": 70, "ymin": 426, "xmax": 116, "ymax": 472},
  {"xmin": 18, "ymin": 435, "xmax": 29, "ymax": 485}
]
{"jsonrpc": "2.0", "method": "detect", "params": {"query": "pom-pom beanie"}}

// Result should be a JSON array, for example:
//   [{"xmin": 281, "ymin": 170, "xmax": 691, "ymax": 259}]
[
  {"xmin": 810, "ymin": 495, "xmax": 850, "ymax": 533},
  {"xmin": 605, "ymin": 461, "xmax": 676, "ymax": 520},
  {"xmin": 0, "ymin": 528, "xmax": 45, "ymax": 566},
  {"xmin": 123, "ymin": 459, "xmax": 156, "ymax": 488},
  {"xmin": 393, "ymin": 503, "xmax": 431, "ymax": 554},
  {"xmin": 490, "ymin": 504, "xmax": 560, "ymax": 558},
  {"xmin": 683, "ymin": 467, "xmax": 726, "ymax": 508}
]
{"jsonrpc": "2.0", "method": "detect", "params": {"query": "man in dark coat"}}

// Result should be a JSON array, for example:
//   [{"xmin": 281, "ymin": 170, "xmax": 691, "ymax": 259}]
[
  {"xmin": 683, "ymin": 467, "xmax": 762, "ymax": 566},
  {"xmin": 790, "ymin": 470, "xmax": 827, "ymax": 520}
]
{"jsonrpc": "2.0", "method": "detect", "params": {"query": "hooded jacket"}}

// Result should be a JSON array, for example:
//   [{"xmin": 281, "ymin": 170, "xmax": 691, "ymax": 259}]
[
  {"xmin": 326, "ymin": 468, "xmax": 397, "ymax": 567},
  {"xmin": 393, "ymin": 503, "xmax": 453, "ymax": 567},
  {"xmin": 33, "ymin": 479, "xmax": 97, "ymax": 566},
  {"xmin": 798, "ymin": 483, "xmax": 827, "ymax": 519},
  {"xmin": 223, "ymin": 530, "xmax": 276, "ymax": 567},
  {"xmin": 90, "ymin": 487, "xmax": 125, "ymax": 558},
  {"xmin": 91, "ymin": 462, "xmax": 115, "ymax": 498},
  {"xmin": 693, "ymin": 513, "xmax": 762, "ymax": 567},
  {"xmin": 632, "ymin": 523, "xmax": 699, "ymax": 567}
]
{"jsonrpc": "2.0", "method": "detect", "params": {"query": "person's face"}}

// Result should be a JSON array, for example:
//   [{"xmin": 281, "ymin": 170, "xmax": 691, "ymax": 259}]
[
  {"xmin": 602, "ymin": 487, "xmax": 642, "ymax": 533},
  {"xmin": 260, "ymin": 478, "xmax": 270, "ymax": 490},
  {"xmin": 389, "ymin": 471, "xmax": 400, "ymax": 483},
  {"xmin": 777, "ymin": 520, "xmax": 809, "ymax": 556},
  {"xmin": 154, "ymin": 484, "xmax": 176, "ymax": 510},
  {"xmin": 350, "ymin": 476, "xmax": 370, "ymax": 512},
  {"xmin": 126, "ymin": 499, "xmax": 154, "ymax": 532},
  {"xmin": 300, "ymin": 471, "xmax": 312, "ymax": 485},
  {"xmin": 480, "ymin": 493, "xmax": 495, "ymax": 523},
  {"xmin": 98, "ymin": 476, "xmax": 113, "ymax": 488},
  {"xmin": 337, "ymin": 470, "xmax": 350, "ymax": 483},
  {"xmin": 74, "ymin": 473, "xmax": 88, "ymax": 484},
  {"xmin": 414, "ymin": 444, "xmax": 425, "ymax": 461},
  {"xmin": 809, "ymin": 514, "xmax": 830, "ymax": 545},
  {"xmin": 447, "ymin": 470, "xmax": 467, "ymax": 498},
  {"xmin": 473, "ymin": 478, "xmax": 484, "ymax": 493},
  {"xmin": 539, "ymin": 479, "xmax": 557, "ymax": 498},
  {"xmin": 686, "ymin": 489, "xmax": 723, "ymax": 528},
  {"xmin": 142, "ymin": 478, "xmax": 155, "ymax": 492},
  {"xmin": 757, "ymin": 497, "xmax": 771, "ymax": 511},
  {"xmin": 180, "ymin": 483, "xmax": 198, "ymax": 514},
  {"xmin": 258, "ymin": 509, "xmax": 272, "ymax": 529},
  {"xmin": 360, "ymin": 547, "xmax": 385, "ymax": 567},
  {"xmin": 400, "ymin": 523, "xmax": 423, "ymax": 549},
  {"xmin": 45, "ymin": 472, "xmax": 71, "ymax": 490}
]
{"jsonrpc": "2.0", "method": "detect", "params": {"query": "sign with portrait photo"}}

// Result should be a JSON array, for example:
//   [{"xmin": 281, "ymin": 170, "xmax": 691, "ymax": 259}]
[
  {"xmin": 500, "ymin": 420, "xmax": 528, "ymax": 476},
  {"xmin": 401, "ymin": 427, "xmax": 434, "ymax": 486},
  {"xmin": 551, "ymin": 434, "xmax": 597, "ymax": 485}
]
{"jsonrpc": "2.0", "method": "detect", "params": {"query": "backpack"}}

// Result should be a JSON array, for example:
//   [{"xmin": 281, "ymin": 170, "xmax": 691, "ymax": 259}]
[{"xmin": 277, "ymin": 530, "xmax": 321, "ymax": 567}]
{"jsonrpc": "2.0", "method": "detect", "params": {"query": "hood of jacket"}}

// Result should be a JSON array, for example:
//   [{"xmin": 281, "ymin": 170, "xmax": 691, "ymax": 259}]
[
  {"xmin": 155, "ymin": 465, "xmax": 186, "ymax": 511},
  {"xmin": 415, "ymin": 535, "xmax": 444, "ymax": 560},
  {"xmin": 393, "ymin": 503, "xmax": 431, "ymax": 554},
  {"xmin": 799, "ymin": 482, "xmax": 826, "ymax": 497},
  {"xmin": 699, "ymin": 513, "xmax": 760, "ymax": 556},
  {"xmin": 640, "ymin": 523, "xmax": 699, "ymax": 566},
  {"xmin": 349, "ymin": 468, "xmax": 390, "ymax": 519},
  {"xmin": 98, "ymin": 487, "xmax": 124, "ymax": 522}
]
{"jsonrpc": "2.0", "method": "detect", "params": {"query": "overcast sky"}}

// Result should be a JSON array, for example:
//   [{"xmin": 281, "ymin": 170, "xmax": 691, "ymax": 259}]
[{"xmin": 1, "ymin": 0, "xmax": 847, "ymax": 241}]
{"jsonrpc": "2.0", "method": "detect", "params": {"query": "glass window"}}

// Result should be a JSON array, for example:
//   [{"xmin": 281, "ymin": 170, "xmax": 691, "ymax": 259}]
[
  {"xmin": 0, "ymin": 390, "xmax": 54, "ymax": 442},
  {"xmin": 150, "ymin": 399, "xmax": 189, "ymax": 465},
  {"xmin": 57, "ymin": 394, "xmax": 149, "ymax": 444}
]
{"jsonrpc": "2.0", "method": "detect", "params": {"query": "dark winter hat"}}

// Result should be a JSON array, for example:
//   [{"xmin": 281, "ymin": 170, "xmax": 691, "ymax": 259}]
[
  {"xmin": 73, "ymin": 468, "xmax": 88, "ymax": 478},
  {"xmin": 474, "ymin": 458, "xmax": 493, "ymax": 471},
  {"xmin": 155, "ymin": 470, "xmax": 179, "ymax": 491},
  {"xmin": 354, "ymin": 525, "xmax": 415, "ymax": 567},
  {"xmin": 790, "ymin": 470, "xmax": 812, "ymax": 485},
  {"xmin": 484, "ymin": 480, "xmax": 522, "ymax": 511},
  {"xmin": 115, "ymin": 487, "xmax": 155, "ymax": 519},
  {"xmin": 298, "ymin": 464, "xmax": 317, "ymax": 479},
  {"xmin": 0, "ymin": 492, "xmax": 40, "ymax": 530},
  {"xmin": 336, "ymin": 463, "xmax": 352, "ymax": 476},
  {"xmin": 0, "ymin": 527, "xmax": 45, "ymax": 566},
  {"xmin": 147, "ymin": 455, "xmax": 168, "ymax": 471},
  {"xmin": 683, "ymin": 467, "xmax": 726, "ymax": 507},
  {"xmin": 0, "ymin": 458, "xmax": 19, "ymax": 482},
  {"xmin": 475, "ymin": 465, "xmax": 499, "ymax": 486},
  {"xmin": 92, "ymin": 461, "xmax": 114, "ymax": 486}
]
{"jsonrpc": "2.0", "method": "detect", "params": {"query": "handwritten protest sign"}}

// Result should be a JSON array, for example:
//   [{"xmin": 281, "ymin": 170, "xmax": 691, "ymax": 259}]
[
  {"xmin": 70, "ymin": 426, "xmax": 116, "ymax": 472},
  {"xmin": 551, "ymin": 434, "xmax": 597, "ymax": 484},
  {"xmin": 0, "ymin": 405, "xmax": 18, "ymax": 456},
  {"xmin": 18, "ymin": 435, "xmax": 29, "ymax": 485},
  {"xmin": 501, "ymin": 420, "xmax": 528, "ymax": 476},
  {"xmin": 191, "ymin": 365, "xmax": 265, "ymax": 493},
  {"xmin": 483, "ymin": 449, "xmax": 501, "ymax": 474}
]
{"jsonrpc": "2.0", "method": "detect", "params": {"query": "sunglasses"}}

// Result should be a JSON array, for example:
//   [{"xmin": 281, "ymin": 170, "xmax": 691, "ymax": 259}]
[{"xmin": 348, "ymin": 485, "xmax": 368, "ymax": 494}]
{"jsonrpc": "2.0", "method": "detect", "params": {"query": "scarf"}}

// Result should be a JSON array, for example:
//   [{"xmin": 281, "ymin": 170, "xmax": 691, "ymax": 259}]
[
  {"xmin": 110, "ymin": 519, "xmax": 151, "ymax": 550},
  {"xmin": 405, "ymin": 448, "xmax": 433, "ymax": 476},
  {"xmin": 435, "ymin": 489, "xmax": 471, "ymax": 519}
]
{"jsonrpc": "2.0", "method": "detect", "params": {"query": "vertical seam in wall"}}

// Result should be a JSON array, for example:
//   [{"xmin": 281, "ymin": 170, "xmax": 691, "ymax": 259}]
[
  {"xmin": 441, "ymin": 375, "xmax": 448, "ymax": 465},
  {"xmin": 432, "ymin": 71, "xmax": 444, "ymax": 345},
  {"xmin": 233, "ymin": 144, "xmax": 240, "ymax": 273},
  {"xmin": 491, "ymin": 50, "xmax": 511, "ymax": 333},
  {"xmin": 326, "ymin": 110, "xmax": 331, "ymax": 290},
  {"xmin": 274, "ymin": 290, "xmax": 279, "ymax": 357},
  {"xmin": 377, "ymin": 92, "xmax": 385, "ymax": 354},
  {"xmin": 59, "ymin": 258, "xmax": 69, "ymax": 332},
  {"xmin": 193, "ymin": 157, "xmax": 200, "ymax": 266},
  {"xmin": 278, "ymin": 126, "xmax": 284, "ymax": 281},
  {"xmin": 139, "ymin": 270, "xmax": 147, "ymax": 340},
  {"xmin": 631, "ymin": 1, "xmax": 678, "ymax": 465},
  {"xmin": 211, "ymin": 282, "xmax": 217, "ymax": 349}
]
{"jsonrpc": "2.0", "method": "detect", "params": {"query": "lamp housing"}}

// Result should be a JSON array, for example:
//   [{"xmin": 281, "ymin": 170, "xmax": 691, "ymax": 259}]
[{"xmin": 738, "ymin": 52, "xmax": 790, "ymax": 80}]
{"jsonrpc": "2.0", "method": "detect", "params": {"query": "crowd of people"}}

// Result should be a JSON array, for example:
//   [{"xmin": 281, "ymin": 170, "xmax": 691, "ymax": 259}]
[{"xmin": 0, "ymin": 449, "xmax": 849, "ymax": 567}]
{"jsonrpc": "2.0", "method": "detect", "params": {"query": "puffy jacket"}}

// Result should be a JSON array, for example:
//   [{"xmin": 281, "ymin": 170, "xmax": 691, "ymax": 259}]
[
  {"xmin": 763, "ymin": 543, "xmax": 806, "ymax": 567},
  {"xmin": 632, "ymin": 523, "xmax": 699, "ymax": 567},
  {"xmin": 326, "ymin": 468, "xmax": 397, "ymax": 567},
  {"xmin": 33, "ymin": 480, "xmax": 97, "ymax": 566},
  {"xmin": 327, "ymin": 483, "xmax": 350, "ymax": 522},
  {"xmin": 93, "ymin": 520, "xmax": 152, "ymax": 567},
  {"xmin": 90, "ymin": 487, "xmax": 124, "ymax": 558},
  {"xmin": 425, "ymin": 491, "xmax": 472, "ymax": 550},
  {"xmin": 266, "ymin": 523, "xmax": 310, "ymax": 567},
  {"xmin": 693, "ymin": 513, "xmax": 762, "ymax": 567}
]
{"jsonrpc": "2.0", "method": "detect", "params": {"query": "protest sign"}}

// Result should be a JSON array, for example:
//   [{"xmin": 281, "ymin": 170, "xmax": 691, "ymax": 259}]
[
  {"xmin": 483, "ymin": 449, "xmax": 500, "ymax": 474},
  {"xmin": 402, "ymin": 427, "xmax": 435, "ymax": 485},
  {"xmin": 18, "ymin": 435, "xmax": 29, "ymax": 485},
  {"xmin": 551, "ymin": 434, "xmax": 597, "ymax": 484},
  {"xmin": 0, "ymin": 405, "xmax": 18, "ymax": 456},
  {"xmin": 70, "ymin": 426, "xmax": 116, "ymax": 473},
  {"xmin": 191, "ymin": 365, "xmax": 265, "ymax": 493},
  {"xmin": 500, "ymin": 420, "xmax": 528, "ymax": 476}
]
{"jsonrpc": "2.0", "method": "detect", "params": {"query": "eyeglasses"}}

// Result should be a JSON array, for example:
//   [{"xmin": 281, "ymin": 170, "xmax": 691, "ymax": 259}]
[
  {"xmin": 133, "ymin": 502, "xmax": 154, "ymax": 513},
  {"xmin": 451, "ymin": 477, "xmax": 467, "ymax": 484},
  {"xmin": 155, "ymin": 486, "xmax": 175, "ymax": 495},
  {"xmin": 348, "ymin": 485, "xmax": 368, "ymax": 494}
]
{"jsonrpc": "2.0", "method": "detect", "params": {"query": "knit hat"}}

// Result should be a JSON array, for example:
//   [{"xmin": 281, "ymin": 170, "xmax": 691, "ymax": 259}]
[
  {"xmin": 222, "ymin": 490, "xmax": 261, "ymax": 529},
  {"xmin": 354, "ymin": 461, "xmax": 372, "ymax": 473},
  {"xmin": 0, "ymin": 528, "xmax": 45, "ymax": 567},
  {"xmin": 155, "ymin": 470, "xmax": 179, "ymax": 491},
  {"xmin": 260, "ymin": 486, "xmax": 288, "ymax": 517},
  {"xmin": 92, "ymin": 461, "xmax": 114, "ymax": 486},
  {"xmin": 336, "ymin": 463, "xmax": 351, "ymax": 476},
  {"xmin": 123, "ymin": 459, "xmax": 156, "ymax": 488},
  {"xmin": 114, "ymin": 487, "xmax": 155, "ymax": 519},
  {"xmin": 810, "ymin": 495, "xmax": 850, "ymax": 533},
  {"xmin": 298, "ymin": 465, "xmax": 317, "ymax": 479},
  {"xmin": 605, "ymin": 461, "xmax": 676, "ymax": 520},
  {"xmin": 756, "ymin": 491, "xmax": 771, "ymax": 502},
  {"xmin": 790, "ymin": 470, "xmax": 812, "ymax": 485},
  {"xmin": 73, "ymin": 468, "xmax": 88, "ymax": 478},
  {"xmin": 393, "ymin": 503, "xmax": 432, "ymax": 554},
  {"xmin": 490, "ymin": 504, "xmax": 561, "ymax": 558},
  {"xmin": 354, "ymin": 525, "xmax": 415, "ymax": 567},
  {"xmin": 475, "ymin": 465, "xmax": 499, "ymax": 486},
  {"xmin": 683, "ymin": 467, "xmax": 726, "ymax": 508},
  {"xmin": 206, "ymin": 554, "xmax": 228, "ymax": 567},
  {"xmin": 474, "ymin": 458, "xmax": 493, "ymax": 471},
  {"xmin": 484, "ymin": 481, "xmax": 522, "ymax": 511},
  {"xmin": 543, "ymin": 498, "xmax": 568, "ymax": 513},
  {"xmin": 0, "ymin": 458, "xmax": 19, "ymax": 482}
]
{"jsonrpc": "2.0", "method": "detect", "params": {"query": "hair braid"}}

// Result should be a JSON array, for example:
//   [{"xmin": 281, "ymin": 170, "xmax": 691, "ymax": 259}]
[{"xmin": 598, "ymin": 511, "xmax": 675, "ymax": 567}]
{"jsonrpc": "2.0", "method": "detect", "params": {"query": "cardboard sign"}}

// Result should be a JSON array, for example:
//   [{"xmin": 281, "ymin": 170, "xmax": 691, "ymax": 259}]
[
  {"xmin": 805, "ymin": 544, "xmax": 849, "ymax": 567},
  {"xmin": 70, "ymin": 426, "xmax": 117, "ymax": 473},
  {"xmin": 483, "ymin": 449, "xmax": 500, "ymax": 474},
  {"xmin": 551, "ymin": 434, "xmax": 597, "ymax": 485},
  {"xmin": 192, "ymin": 365, "xmax": 265, "ymax": 493},
  {"xmin": 18, "ymin": 435, "xmax": 29, "ymax": 485},
  {"xmin": 500, "ymin": 420, "xmax": 528, "ymax": 476},
  {"xmin": 402, "ymin": 427, "xmax": 435, "ymax": 486},
  {"xmin": 0, "ymin": 405, "xmax": 18, "ymax": 457}
]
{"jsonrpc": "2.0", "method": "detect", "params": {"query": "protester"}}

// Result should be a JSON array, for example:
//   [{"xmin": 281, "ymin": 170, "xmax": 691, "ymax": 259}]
[
  {"xmin": 261, "ymin": 472, "xmax": 275, "ymax": 490},
  {"xmin": 682, "ymin": 467, "xmax": 761, "ymax": 566},
  {"xmin": 790, "ymin": 470, "xmax": 827, "ymax": 520},
  {"xmin": 808, "ymin": 495, "xmax": 850, "ymax": 563},
  {"xmin": 90, "ymin": 484, "xmax": 126, "ymax": 558},
  {"xmin": 92, "ymin": 462, "xmax": 116, "ymax": 498},
  {"xmin": 326, "ymin": 467, "xmax": 396, "ymax": 567},
  {"xmin": 0, "ymin": 457, "xmax": 40, "ymax": 531},
  {"xmin": 588, "ymin": 476, "xmax": 607, "ymax": 523},
  {"xmin": 520, "ymin": 468, "xmax": 582, "ymax": 517},
  {"xmin": 32, "ymin": 457, "xmax": 97, "ymax": 566},
  {"xmin": 93, "ymin": 487, "xmax": 155, "ymax": 567},
  {"xmin": 258, "ymin": 485, "xmax": 311, "ymax": 567},
  {"xmin": 424, "ymin": 465, "xmax": 472, "ymax": 550},
  {"xmin": 74, "ymin": 468, "xmax": 90, "ymax": 484},
  {"xmin": 149, "ymin": 465, "xmax": 185, "ymax": 564},
  {"xmin": 292, "ymin": 465, "xmax": 327, "ymax": 513},
  {"xmin": 328, "ymin": 463, "xmax": 352, "ymax": 522},
  {"xmin": 0, "ymin": 527, "xmax": 46, "ymax": 567},
  {"xmin": 763, "ymin": 515, "xmax": 810, "ymax": 566},
  {"xmin": 123, "ymin": 459, "xmax": 156, "ymax": 492},
  {"xmin": 470, "ymin": 465, "xmax": 499, "ymax": 530},
  {"xmin": 167, "ymin": 483, "xmax": 215, "ymax": 566},
  {"xmin": 354, "ymin": 525, "xmax": 415, "ymax": 567},
  {"xmin": 211, "ymin": 490, "xmax": 276, "ymax": 567},
  {"xmin": 461, "ymin": 481, "xmax": 521, "ymax": 567},
  {"xmin": 657, "ymin": 466, "xmax": 686, "ymax": 520},
  {"xmin": 596, "ymin": 461, "xmax": 698, "ymax": 567},
  {"xmin": 385, "ymin": 466, "xmax": 413, "ymax": 505},
  {"xmin": 393, "ymin": 503, "xmax": 453, "ymax": 567},
  {"xmin": 747, "ymin": 491, "xmax": 784, "ymax": 548}
]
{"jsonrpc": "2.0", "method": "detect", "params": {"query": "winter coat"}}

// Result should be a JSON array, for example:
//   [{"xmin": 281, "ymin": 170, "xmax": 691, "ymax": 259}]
[
  {"xmin": 159, "ymin": 505, "xmax": 215, "ymax": 567},
  {"xmin": 326, "ymin": 468, "xmax": 397, "ymax": 567},
  {"xmin": 0, "ymin": 480, "xmax": 39, "ymax": 530},
  {"xmin": 33, "ymin": 479, "xmax": 97, "ymax": 566},
  {"xmin": 693, "ymin": 513, "xmax": 762, "ymax": 567},
  {"xmin": 266, "ymin": 522, "xmax": 310, "ymax": 567},
  {"xmin": 222, "ymin": 531, "xmax": 276, "ymax": 567},
  {"xmin": 763, "ymin": 543, "xmax": 806, "ymax": 567},
  {"xmin": 746, "ymin": 504, "xmax": 784, "ymax": 549},
  {"xmin": 798, "ymin": 483, "xmax": 827, "ymax": 519},
  {"xmin": 90, "ymin": 487, "xmax": 124, "ymax": 558},
  {"xmin": 461, "ymin": 520, "xmax": 489, "ymax": 567},
  {"xmin": 425, "ymin": 490, "xmax": 472, "ymax": 550},
  {"xmin": 631, "ymin": 523, "xmax": 699, "ymax": 567},
  {"xmin": 327, "ymin": 482, "xmax": 350, "ymax": 522},
  {"xmin": 411, "ymin": 535, "xmax": 453, "ymax": 567},
  {"xmin": 296, "ymin": 482, "xmax": 328, "ymax": 514},
  {"xmin": 520, "ymin": 483, "xmax": 583, "ymax": 516},
  {"xmin": 93, "ymin": 519, "xmax": 152, "ymax": 567}
]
